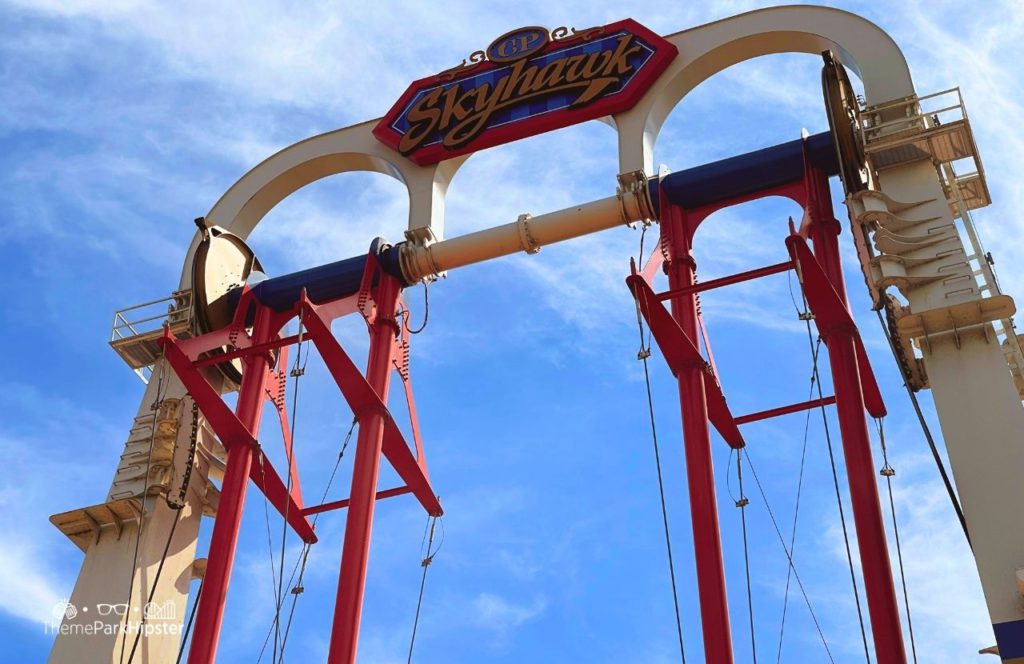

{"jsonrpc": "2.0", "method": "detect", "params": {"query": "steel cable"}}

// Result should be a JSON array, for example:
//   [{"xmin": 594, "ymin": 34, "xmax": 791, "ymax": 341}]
[
  {"xmin": 272, "ymin": 326, "xmax": 309, "ymax": 663},
  {"xmin": 119, "ymin": 362, "xmax": 167, "ymax": 664},
  {"xmin": 774, "ymin": 332, "xmax": 817, "ymax": 663},
  {"xmin": 256, "ymin": 417, "xmax": 358, "ymax": 663},
  {"xmin": 789, "ymin": 272, "xmax": 872, "ymax": 662},
  {"xmin": 175, "ymin": 578, "xmax": 203, "ymax": 664},
  {"xmin": 633, "ymin": 224, "xmax": 688, "ymax": 663},
  {"xmin": 873, "ymin": 309, "xmax": 970, "ymax": 546},
  {"xmin": 744, "ymin": 450, "xmax": 836, "ymax": 664},
  {"xmin": 406, "ymin": 515, "xmax": 444, "ymax": 663},
  {"xmin": 875, "ymin": 417, "xmax": 918, "ymax": 663},
  {"xmin": 736, "ymin": 448, "xmax": 757, "ymax": 663}
]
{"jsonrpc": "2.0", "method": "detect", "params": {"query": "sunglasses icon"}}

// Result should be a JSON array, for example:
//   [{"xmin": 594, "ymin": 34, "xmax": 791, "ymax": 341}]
[{"xmin": 96, "ymin": 603, "xmax": 130, "ymax": 616}]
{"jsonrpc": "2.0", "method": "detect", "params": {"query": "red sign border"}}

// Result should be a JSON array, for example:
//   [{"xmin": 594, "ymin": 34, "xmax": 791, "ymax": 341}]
[{"xmin": 373, "ymin": 19, "xmax": 678, "ymax": 166}]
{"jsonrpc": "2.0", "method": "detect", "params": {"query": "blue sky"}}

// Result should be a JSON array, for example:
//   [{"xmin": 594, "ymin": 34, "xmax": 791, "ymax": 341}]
[{"xmin": 2, "ymin": 0, "xmax": 1022, "ymax": 662}]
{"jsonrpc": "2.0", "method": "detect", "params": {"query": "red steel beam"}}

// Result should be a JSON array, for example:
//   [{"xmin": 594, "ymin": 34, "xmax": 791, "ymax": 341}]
[
  {"xmin": 627, "ymin": 272, "xmax": 744, "ymax": 449},
  {"xmin": 737, "ymin": 393, "xmax": 839, "ymax": 426},
  {"xmin": 787, "ymin": 234, "xmax": 886, "ymax": 417},
  {"xmin": 192, "ymin": 333, "xmax": 301, "ymax": 368},
  {"xmin": 271, "ymin": 345, "xmax": 304, "ymax": 507},
  {"xmin": 302, "ymin": 486, "xmax": 413, "ymax": 517},
  {"xmin": 301, "ymin": 300, "xmax": 442, "ymax": 517},
  {"xmin": 657, "ymin": 200, "xmax": 735, "ymax": 664},
  {"xmin": 325, "ymin": 274, "xmax": 403, "ymax": 664},
  {"xmin": 160, "ymin": 329, "xmax": 317, "ymax": 545},
  {"xmin": 799, "ymin": 164, "xmax": 905, "ymax": 664},
  {"xmin": 734, "ymin": 395, "xmax": 836, "ymax": 425},
  {"xmin": 185, "ymin": 309, "xmax": 271, "ymax": 664},
  {"xmin": 657, "ymin": 260, "xmax": 793, "ymax": 301}
]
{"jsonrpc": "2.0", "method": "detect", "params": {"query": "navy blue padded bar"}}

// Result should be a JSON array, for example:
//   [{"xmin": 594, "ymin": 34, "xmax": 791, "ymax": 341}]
[
  {"xmin": 250, "ymin": 254, "xmax": 370, "ymax": 311},
  {"xmin": 657, "ymin": 131, "xmax": 838, "ymax": 210},
  {"xmin": 238, "ymin": 238, "xmax": 410, "ymax": 313}
]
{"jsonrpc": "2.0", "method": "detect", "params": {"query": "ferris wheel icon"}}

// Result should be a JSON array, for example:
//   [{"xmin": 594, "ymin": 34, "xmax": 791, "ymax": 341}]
[{"xmin": 51, "ymin": 599, "xmax": 77, "ymax": 621}]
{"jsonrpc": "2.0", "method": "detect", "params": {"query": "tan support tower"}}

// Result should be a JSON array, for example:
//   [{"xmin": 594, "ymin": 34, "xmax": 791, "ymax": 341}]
[{"xmin": 48, "ymin": 361, "xmax": 222, "ymax": 663}]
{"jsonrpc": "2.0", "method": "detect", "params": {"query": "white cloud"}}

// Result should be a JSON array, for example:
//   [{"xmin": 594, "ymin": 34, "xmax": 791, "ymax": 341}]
[
  {"xmin": 471, "ymin": 592, "xmax": 547, "ymax": 638},
  {"xmin": 0, "ymin": 540, "xmax": 64, "ymax": 625},
  {"xmin": 884, "ymin": 453, "xmax": 993, "ymax": 661}
]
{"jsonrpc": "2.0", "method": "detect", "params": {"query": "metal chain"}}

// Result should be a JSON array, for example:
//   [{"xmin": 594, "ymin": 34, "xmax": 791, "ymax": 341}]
[
  {"xmin": 166, "ymin": 399, "xmax": 200, "ymax": 510},
  {"xmin": 131, "ymin": 396, "xmax": 202, "ymax": 662}
]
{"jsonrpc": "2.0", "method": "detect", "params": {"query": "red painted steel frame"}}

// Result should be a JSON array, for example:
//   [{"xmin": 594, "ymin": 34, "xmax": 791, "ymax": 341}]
[
  {"xmin": 157, "ymin": 252, "xmax": 440, "ymax": 664},
  {"xmin": 327, "ymin": 273, "xmax": 403, "ymax": 663},
  {"xmin": 633, "ymin": 138, "xmax": 904, "ymax": 664},
  {"xmin": 657, "ymin": 260, "xmax": 793, "ymax": 301},
  {"xmin": 185, "ymin": 308, "xmax": 276, "ymax": 664},
  {"xmin": 800, "ymin": 167, "xmax": 906, "ymax": 664},
  {"xmin": 660, "ymin": 198, "xmax": 736, "ymax": 664},
  {"xmin": 303, "ymin": 485, "xmax": 412, "ymax": 517},
  {"xmin": 733, "ymin": 395, "xmax": 837, "ymax": 425},
  {"xmin": 628, "ymin": 271, "xmax": 743, "ymax": 449}
]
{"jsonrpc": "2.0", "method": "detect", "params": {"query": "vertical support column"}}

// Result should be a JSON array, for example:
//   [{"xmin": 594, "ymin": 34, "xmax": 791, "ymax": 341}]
[
  {"xmin": 188, "ymin": 309, "xmax": 275, "ymax": 664},
  {"xmin": 661, "ymin": 202, "xmax": 735, "ymax": 664},
  {"xmin": 806, "ymin": 169, "xmax": 907, "ymax": 664},
  {"xmin": 327, "ymin": 274, "xmax": 402, "ymax": 664}
]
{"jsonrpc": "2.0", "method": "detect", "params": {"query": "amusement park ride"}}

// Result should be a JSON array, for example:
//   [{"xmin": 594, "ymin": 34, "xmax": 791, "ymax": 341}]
[{"xmin": 46, "ymin": 5, "xmax": 1024, "ymax": 664}]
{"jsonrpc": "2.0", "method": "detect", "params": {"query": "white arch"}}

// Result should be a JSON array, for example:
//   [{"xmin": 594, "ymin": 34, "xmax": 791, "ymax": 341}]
[
  {"xmin": 613, "ymin": 5, "xmax": 914, "ymax": 173},
  {"xmin": 177, "ymin": 119, "xmax": 468, "ymax": 288},
  {"xmin": 178, "ymin": 5, "xmax": 914, "ymax": 289}
]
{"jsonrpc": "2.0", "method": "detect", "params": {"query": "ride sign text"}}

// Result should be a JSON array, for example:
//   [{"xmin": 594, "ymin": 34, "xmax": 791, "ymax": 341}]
[{"xmin": 374, "ymin": 20, "xmax": 677, "ymax": 165}]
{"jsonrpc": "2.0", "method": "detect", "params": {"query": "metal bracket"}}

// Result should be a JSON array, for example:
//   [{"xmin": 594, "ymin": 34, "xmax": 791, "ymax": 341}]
[
  {"xmin": 516, "ymin": 213, "xmax": 540, "ymax": 254},
  {"xmin": 616, "ymin": 170, "xmax": 656, "ymax": 227},
  {"xmin": 404, "ymin": 225, "xmax": 438, "ymax": 246}
]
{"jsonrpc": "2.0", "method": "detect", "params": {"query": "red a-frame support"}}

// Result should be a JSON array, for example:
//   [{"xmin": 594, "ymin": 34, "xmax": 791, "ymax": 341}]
[
  {"xmin": 628, "ymin": 138, "xmax": 906, "ymax": 664},
  {"xmin": 158, "ymin": 252, "xmax": 441, "ymax": 664}
]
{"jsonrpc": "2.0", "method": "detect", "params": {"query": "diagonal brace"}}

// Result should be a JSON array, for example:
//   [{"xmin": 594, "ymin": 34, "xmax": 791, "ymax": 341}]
[
  {"xmin": 299, "ymin": 301, "xmax": 443, "ymax": 516},
  {"xmin": 786, "ymin": 235, "xmax": 886, "ymax": 417},
  {"xmin": 159, "ymin": 330, "xmax": 318, "ymax": 543},
  {"xmin": 627, "ymin": 273, "xmax": 744, "ymax": 448}
]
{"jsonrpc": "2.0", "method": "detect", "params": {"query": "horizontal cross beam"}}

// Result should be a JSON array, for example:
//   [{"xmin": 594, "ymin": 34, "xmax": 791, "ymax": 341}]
[
  {"xmin": 735, "ymin": 395, "xmax": 837, "ymax": 425},
  {"xmin": 301, "ymin": 486, "xmax": 413, "ymax": 517},
  {"xmin": 657, "ymin": 260, "xmax": 794, "ymax": 301}
]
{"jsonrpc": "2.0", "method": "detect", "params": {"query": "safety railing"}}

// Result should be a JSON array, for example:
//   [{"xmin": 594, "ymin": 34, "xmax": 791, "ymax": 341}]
[{"xmin": 109, "ymin": 290, "xmax": 192, "ymax": 383}]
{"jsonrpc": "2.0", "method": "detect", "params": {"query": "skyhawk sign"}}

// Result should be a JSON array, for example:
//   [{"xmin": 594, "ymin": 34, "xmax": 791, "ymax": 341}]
[{"xmin": 374, "ymin": 20, "xmax": 678, "ymax": 165}]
